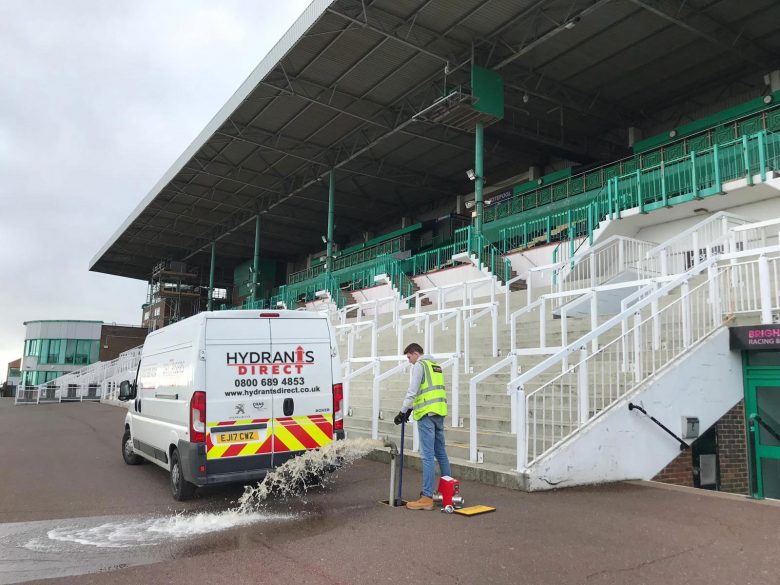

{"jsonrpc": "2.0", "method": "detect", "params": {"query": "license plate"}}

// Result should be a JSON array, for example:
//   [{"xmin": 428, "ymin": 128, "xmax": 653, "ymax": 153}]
[{"xmin": 214, "ymin": 430, "xmax": 259, "ymax": 444}]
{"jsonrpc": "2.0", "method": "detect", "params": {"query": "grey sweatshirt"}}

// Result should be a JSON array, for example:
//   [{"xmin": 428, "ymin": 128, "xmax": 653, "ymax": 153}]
[{"xmin": 401, "ymin": 354, "xmax": 436, "ymax": 413}]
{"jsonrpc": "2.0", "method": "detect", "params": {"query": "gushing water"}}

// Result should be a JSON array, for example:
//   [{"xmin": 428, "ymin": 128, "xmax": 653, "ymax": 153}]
[
  {"xmin": 238, "ymin": 437, "xmax": 381, "ymax": 512},
  {"xmin": 45, "ymin": 510, "xmax": 289, "ymax": 548},
  {"xmin": 41, "ymin": 438, "xmax": 381, "ymax": 549}
]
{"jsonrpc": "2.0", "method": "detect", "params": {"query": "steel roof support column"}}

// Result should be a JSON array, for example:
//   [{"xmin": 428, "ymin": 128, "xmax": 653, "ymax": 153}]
[
  {"xmin": 327, "ymin": 170, "xmax": 336, "ymax": 276},
  {"xmin": 251, "ymin": 215, "xmax": 261, "ymax": 305},
  {"xmin": 475, "ymin": 122, "xmax": 485, "ymax": 236},
  {"xmin": 208, "ymin": 241, "xmax": 216, "ymax": 311}
]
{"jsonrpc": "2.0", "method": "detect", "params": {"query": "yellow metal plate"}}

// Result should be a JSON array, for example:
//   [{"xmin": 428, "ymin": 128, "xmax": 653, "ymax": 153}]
[
  {"xmin": 214, "ymin": 430, "xmax": 259, "ymax": 444},
  {"xmin": 453, "ymin": 505, "xmax": 496, "ymax": 516}
]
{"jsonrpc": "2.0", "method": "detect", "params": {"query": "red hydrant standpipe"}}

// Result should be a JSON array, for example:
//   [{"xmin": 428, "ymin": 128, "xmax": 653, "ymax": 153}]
[{"xmin": 433, "ymin": 476, "xmax": 465, "ymax": 513}]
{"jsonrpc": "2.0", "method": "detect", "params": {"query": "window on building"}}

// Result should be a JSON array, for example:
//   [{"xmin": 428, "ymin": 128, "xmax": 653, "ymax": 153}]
[
  {"xmin": 39, "ymin": 340, "xmax": 50, "ymax": 364},
  {"xmin": 25, "ymin": 339, "xmax": 42, "ymax": 358},
  {"xmin": 64, "ymin": 339, "xmax": 76, "ymax": 364},
  {"xmin": 153, "ymin": 307, "xmax": 161, "ymax": 317},
  {"xmin": 48, "ymin": 339, "xmax": 62, "ymax": 364},
  {"xmin": 75, "ymin": 340, "xmax": 91, "ymax": 365}
]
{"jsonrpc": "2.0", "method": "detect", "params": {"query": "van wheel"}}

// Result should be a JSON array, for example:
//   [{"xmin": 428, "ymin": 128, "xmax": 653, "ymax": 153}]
[
  {"xmin": 122, "ymin": 428, "xmax": 143, "ymax": 465},
  {"xmin": 170, "ymin": 449, "xmax": 196, "ymax": 501}
]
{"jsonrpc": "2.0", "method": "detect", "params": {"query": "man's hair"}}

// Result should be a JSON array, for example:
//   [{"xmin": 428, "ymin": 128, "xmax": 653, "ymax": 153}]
[{"xmin": 403, "ymin": 343, "xmax": 424, "ymax": 355}]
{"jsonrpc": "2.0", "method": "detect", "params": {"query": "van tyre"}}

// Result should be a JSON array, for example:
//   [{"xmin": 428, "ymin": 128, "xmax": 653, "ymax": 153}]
[
  {"xmin": 170, "ymin": 449, "xmax": 196, "ymax": 501},
  {"xmin": 122, "ymin": 428, "xmax": 143, "ymax": 465}
]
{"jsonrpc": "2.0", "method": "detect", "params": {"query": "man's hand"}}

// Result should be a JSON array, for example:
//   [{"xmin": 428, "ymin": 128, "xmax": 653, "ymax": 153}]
[{"xmin": 394, "ymin": 410, "xmax": 411, "ymax": 425}]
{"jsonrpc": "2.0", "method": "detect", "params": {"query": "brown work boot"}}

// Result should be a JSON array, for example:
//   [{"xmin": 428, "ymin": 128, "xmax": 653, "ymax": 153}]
[{"xmin": 406, "ymin": 495, "xmax": 434, "ymax": 510}]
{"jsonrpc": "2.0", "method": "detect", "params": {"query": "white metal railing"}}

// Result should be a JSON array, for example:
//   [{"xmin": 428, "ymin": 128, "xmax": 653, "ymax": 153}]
[
  {"xmin": 337, "ymin": 294, "xmax": 400, "ymax": 325},
  {"xmin": 508, "ymin": 245, "xmax": 780, "ymax": 470},
  {"xmin": 553, "ymin": 235, "xmax": 658, "ymax": 300},
  {"xmin": 404, "ymin": 276, "xmax": 497, "ymax": 312},
  {"xmin": 505, "ymin": 236, "xmax": 657, "ymax": 321},
  {"xmin": 648, "ymin": 211, "xmax": 748, "ymax": 276},
  {"xmin": 15, "ymin": 347, "xmax": 142, "ymax": 406}
]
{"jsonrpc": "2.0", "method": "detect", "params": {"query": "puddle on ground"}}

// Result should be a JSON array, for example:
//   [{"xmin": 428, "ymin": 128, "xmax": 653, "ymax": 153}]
[{"xmin": 0, "ymin": 438, "xmax": 381, "ymax": 584}]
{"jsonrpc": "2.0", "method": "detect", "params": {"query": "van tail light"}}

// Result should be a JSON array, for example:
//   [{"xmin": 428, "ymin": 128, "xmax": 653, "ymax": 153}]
[
  {"xmin": 190, "ymin": 391, "xmax": 206, "ymax": 443},
  {"xmin": 333, "ymin": 383, "xmax": 343, "ymax": 432}
]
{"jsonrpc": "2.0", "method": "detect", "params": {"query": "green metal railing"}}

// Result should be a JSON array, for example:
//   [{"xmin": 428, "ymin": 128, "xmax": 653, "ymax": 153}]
[
  {"xmin": 338, "ymin": 255, "xmax": 416, "ymax": 301},
  {"xmin": 287, "ymin": 235, "xmax": 407, "ymax": 285},
  {"xmin": 496, "ymin": 130, "xmax": 780, "ymax": 255},
  {"xmin": 485, "ymin": 104, "xmax": 780, "ymax": 225},
  {"xmin": 400, "ymin": 226, "xmax": 511, "ymax": 283}
]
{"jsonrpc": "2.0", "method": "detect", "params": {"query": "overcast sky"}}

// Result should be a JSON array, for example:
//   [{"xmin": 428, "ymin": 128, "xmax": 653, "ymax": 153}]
[{"xmin": 0, "ymin": 0, "xmax": 311, "ymax": 382}]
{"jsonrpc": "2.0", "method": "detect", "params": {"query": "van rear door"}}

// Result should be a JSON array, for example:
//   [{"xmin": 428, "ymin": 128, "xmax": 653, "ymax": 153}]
[
  {"xmin": 204, "ymin": 317, "xmax": 274, "ymax": 474},
  {"xmin": 269, "ymin": 317, "xmax": 334, "ymax": 467}
]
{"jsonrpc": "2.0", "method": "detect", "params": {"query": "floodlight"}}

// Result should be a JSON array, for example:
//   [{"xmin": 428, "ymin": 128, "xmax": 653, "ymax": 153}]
[
  {"xmin": 321, "ymin": 235, "xmax": 328, "ymax": 244},
  {"xmin": 466, "ymin": 169, "xmax": 476, "ymax": 181},
  {"xmin": 564, "ymin": 17, "xmax": 579, "ymax": 30}
]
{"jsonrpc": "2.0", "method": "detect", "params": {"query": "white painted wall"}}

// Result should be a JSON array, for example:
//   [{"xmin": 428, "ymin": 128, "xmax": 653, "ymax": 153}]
[{"xmin": 525, "ymin": 328, "xmax": 742, "ymax": 490}]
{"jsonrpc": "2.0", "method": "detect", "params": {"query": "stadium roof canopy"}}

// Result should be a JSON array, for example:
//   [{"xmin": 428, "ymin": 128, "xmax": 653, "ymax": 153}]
[{"xmin": 91, "ymin": 0, "xmax": 780, "ymax": 281}]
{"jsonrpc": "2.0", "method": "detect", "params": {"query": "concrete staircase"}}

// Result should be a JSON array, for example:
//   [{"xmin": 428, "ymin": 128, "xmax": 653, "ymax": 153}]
[
  {"xmin": 340, "ymin": 236, "xmax": 777, "ymax": 491},
  {"xmin": 339, "ymin": 285, "xmax": 624, "ymax": 478}
]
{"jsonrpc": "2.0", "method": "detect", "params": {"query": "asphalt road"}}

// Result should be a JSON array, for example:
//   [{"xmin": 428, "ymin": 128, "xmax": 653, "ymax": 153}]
[{"xmin": 2, "ymin": 398, "xmax": 779, "ymax": 585}]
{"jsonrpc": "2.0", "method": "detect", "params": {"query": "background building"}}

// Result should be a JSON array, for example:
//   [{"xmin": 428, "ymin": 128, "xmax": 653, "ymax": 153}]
[{"xmin": 19, "ymin": 320, "xmax": 147, "ymax": 387}]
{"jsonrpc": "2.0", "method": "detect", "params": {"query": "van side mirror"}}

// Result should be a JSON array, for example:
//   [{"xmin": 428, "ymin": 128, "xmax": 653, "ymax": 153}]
[{"xmin": 118, "ymin": 380, "xmax": 136, "ymax": 401}]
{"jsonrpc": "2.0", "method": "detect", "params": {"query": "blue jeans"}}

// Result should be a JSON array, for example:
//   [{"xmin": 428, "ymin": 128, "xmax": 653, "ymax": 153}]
[{"xmin": 417, "ymin": 414, "xmax": 451, "ymax": 497}]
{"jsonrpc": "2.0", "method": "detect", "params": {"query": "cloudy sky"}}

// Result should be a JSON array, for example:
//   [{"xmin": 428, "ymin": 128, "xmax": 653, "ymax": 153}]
[{"xmin": 0, "ymin": 0, "xmax": 311, "ymax": 381}]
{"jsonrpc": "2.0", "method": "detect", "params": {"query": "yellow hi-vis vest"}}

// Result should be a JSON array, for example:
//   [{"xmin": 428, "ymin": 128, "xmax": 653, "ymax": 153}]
[{"xmin": 412, "ymin": 359, "xmax": 448, "ymax": 421}]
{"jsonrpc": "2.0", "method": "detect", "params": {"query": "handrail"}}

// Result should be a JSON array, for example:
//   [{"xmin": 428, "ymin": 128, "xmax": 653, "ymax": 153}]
[
  {"xmin": 509, "ymin": 245, "xmax": 780, "ymax": 391},
  {"xmin": 752, "ymin": 413, "xmax": 780, "ymax": 444},
  {"xmin": 508, "ymin": 245, "xmax": 780, "ymax": 468},
  {"xmin": 628, "ymin": 403, "xmax": 689, "ymax": 451},
  {"xmin": 646, "ymin": 211, "xmax": 747, "ymax": 258}
]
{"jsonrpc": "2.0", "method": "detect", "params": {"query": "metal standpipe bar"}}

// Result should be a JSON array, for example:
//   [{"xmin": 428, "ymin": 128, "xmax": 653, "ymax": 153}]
[
  {"xmin": 383, "ymin": 436, "xmax": 398, "ymax": 507},
  {"xmin": 397, "ymin": 421, "xmax": 406, "ymax": 505}
]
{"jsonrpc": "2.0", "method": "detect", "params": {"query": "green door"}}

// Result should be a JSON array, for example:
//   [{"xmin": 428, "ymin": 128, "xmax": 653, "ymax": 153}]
[{"xmin": 746, "ymin": 379, "xmax": 780, "ymax": 499}]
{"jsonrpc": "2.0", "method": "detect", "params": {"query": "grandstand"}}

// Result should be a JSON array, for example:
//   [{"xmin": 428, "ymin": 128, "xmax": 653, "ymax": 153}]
[{"xmin": 90, "ymin": 0, "xmax": 780, "ymax": 497}]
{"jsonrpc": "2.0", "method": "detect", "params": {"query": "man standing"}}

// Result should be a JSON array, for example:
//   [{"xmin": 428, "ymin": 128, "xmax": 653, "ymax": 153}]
[{"xmin": 394, "ymin": 343, "xmax": 452, "ymax": 510}]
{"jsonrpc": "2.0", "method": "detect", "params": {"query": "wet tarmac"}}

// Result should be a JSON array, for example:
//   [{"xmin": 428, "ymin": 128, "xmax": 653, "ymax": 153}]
[{"xmin": 2, "ymin": 398, "xmax": 780, "ymax": 585}]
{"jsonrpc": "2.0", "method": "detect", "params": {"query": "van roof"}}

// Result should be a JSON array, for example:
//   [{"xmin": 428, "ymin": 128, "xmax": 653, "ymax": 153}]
[{"xmin": 203, "ymin": 310, "xmax": 327, "ymax": 320}]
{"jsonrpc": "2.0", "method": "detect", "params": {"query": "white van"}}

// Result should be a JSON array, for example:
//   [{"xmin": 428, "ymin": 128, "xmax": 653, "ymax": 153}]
[{"xmin": 118, "ymin": 310, "xmax": 344, "ymax": 500}]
